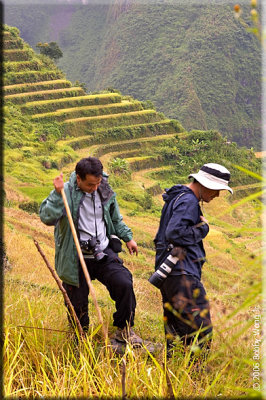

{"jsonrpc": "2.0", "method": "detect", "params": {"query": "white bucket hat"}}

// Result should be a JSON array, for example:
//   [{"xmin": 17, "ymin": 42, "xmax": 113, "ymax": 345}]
[{"xmin": 188, "ymin": 163, "xmax": 233, "ymax": 194}]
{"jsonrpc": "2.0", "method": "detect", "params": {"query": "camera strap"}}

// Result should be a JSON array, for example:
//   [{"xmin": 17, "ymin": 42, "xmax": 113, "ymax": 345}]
[{"xmin": 91, "ymin": 191, "xmax": 98, "ymax": 240}]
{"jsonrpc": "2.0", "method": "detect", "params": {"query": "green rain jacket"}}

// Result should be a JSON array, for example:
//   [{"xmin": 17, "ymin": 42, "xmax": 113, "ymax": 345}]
[{"xmin": 39, "ymin": 171, "xmax": 133, "ymax": 287}]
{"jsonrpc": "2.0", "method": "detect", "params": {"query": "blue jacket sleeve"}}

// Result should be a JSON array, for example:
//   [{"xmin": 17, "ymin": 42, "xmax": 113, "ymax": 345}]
[{"xmin": 165, "ymin": 197, "xmax": 209, "ymax": 246}]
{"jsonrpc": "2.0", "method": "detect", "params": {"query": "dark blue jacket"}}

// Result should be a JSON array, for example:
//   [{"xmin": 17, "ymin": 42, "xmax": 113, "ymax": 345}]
[{"xmin": 154, "ymin": 185, "xmax": 209, "ymax": 280}]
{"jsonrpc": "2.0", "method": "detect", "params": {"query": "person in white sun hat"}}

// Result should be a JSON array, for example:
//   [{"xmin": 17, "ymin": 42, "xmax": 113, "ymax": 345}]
[
  {"xmin": 152, "ymin": 163, "xmax": 233, "ymax": 359},
  {"xmin": 189, "ymin": 163, "xmax": 233, "ymax": 197}
]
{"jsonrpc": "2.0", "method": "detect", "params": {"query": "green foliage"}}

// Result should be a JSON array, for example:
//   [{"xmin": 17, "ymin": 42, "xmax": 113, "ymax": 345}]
[
  {"xmin": 16, "ymin": 2, "xmax": 257, "ymax": 149},
  {"xmin": 4, "ymin": 70, "xmax": 64, "ymax": 85},
  {"xmin": 7, "ymin": 87, "xmax": 84, "ymax": 105},
  {"xmin": 129, "ymin": 156, "xmax": 163, "ymax": 171},
  {"xmin": 141, "ymin": 100, "xmax": 155, "ymax": 110},
  {"xmin": 65, "ymin": 120, "xmax": 183, "ymax": 150},
  {"xmin": 4, "ymin": 60, "xmax": 43, "ymax": 73},
  {"xmin": 104, "ymin": 87, "xmax": 121, "ymax": 94},
  {"xmin": 3, "ymin": 24, "xmax": 20, "ymax": 37},
  {"xmin": 108, "ymin": 157, "xmax": 131, "ymax": 177},
  {"xmin": 62, "ymin": 110, "xmax": 162, "ymax": 137},
  {"xmin": 35, "ymin": 123, "xmax": 62, "ymax": 142},
  {"xmin": 21, "ymin": 93, "xmax": 122, "ymax": 114},
  {"xmin": 74, "ymin": 80, "xmax": 87, "ymax": 92},
  {"xmin": 18, "ymin": 201, "xmax": 39, "ymax": 214},
  {"xmin": 4, "ymin": 49, "xmax": 32, "ymax": 62},
  {"xmin": 2, "ymin": 22, "xmax": 263, "ymax": 399},
  {"xmin": 31, "ymin": 100, "xmax": 143, "ymax": 123},
  {"xmin": 149, "ymin": 130, "xmax": 261, "ymax": 188},
  {"xmin": 142, "ymin": 190, "xmax": 153, "ymax": 210},
  {"xmin": 4, "ymin": 38, "xmax": 24, "ymax": 50},
  {"xmin": 36, "ymin": 41, "xmax": 63, "ymax": 61},
  {"xmin": 3, "ymin": 80, "xmax": 72, "ymax": 95}
]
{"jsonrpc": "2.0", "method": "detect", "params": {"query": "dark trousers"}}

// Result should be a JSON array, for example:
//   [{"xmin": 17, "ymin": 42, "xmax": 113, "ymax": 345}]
[
  {"xmin": 62, "ymin": 247, "xmax": 136, "ymax": 331},
  {"xmin": 160, "ymin": 274, "xmax": 212, "ymax": 353}
]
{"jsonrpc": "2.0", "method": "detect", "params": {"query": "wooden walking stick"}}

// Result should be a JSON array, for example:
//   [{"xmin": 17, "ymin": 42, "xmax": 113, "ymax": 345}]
[
  {"xmin": 34, "ymin": 239, "xmax": 85, "ymax": 339},
  {"xmin": 60, "ymin": 188, "xmax": 108, "ymax": 341}
]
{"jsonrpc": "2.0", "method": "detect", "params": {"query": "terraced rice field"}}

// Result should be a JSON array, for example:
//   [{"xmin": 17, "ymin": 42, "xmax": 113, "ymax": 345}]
[
  {"xmin": 4, "ymin": 28, "xmax": 183, "ymax": 140},
  {"xmin": 3, "ymin": 25, "xmax": 263, "ymax": 399}
]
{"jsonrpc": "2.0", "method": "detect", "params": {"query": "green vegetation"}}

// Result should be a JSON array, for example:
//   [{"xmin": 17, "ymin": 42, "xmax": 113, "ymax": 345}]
[
  {"xmin": 36, "ymin": 41, "xmax": 63, "ymax": 61},
  {"xmin": 3, "ymin": 23, "xmax": 263, "ymax": 398},
  {"xmin": 5, "ymin": 87, "xmax": 85, "ymax": 104},
  {"xmin": 3, "ymin": 79, "xmax": 72, "ymax": 95},
  {"xmin": 31, "ymin": 100, "xmax": 143, "ymax": 123},
  {"xmin": 4, "ymin": 2, "xmax": 261, "ymax": 148},
  {"xmin": 21, "ymin": 93, "xmax": 122, "ymax": 114}
]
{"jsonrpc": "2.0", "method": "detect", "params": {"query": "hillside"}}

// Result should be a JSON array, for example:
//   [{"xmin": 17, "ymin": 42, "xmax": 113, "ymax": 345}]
[
  {"xmin": 4, "ymin": 0, "xmax": 261, "ymax": 149},
  {"xmin": 3, "ymin": 24, "xmax": 263, "ymax": 398}
]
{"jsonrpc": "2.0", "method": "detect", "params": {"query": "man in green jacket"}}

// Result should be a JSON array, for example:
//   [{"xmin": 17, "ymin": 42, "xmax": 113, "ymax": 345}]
[{"xmin": 40, "ymin": 156, "xmax": 142, "ymax": 345}]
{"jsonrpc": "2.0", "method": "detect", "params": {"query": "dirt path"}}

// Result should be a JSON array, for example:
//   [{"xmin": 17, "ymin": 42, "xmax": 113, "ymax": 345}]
[{"xmin": 131, "ymin": 166, "xmax": 169, "ymax": 189}]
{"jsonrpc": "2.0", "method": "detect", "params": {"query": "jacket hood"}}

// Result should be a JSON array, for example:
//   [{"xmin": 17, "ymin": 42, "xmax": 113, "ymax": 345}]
[
  {"xmin": 69, "ymin": 171, "xmax": 78, "ymax": 188},
  {"xmin": 162, "ymin": 184, "xmax": 193, "ymax": 203}
]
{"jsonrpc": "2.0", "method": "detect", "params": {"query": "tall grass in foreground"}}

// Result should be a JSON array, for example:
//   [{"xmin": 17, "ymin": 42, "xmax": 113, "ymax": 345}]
[
  {"xmin": 3, "ymin": 165, "xmax": 263, "ymax": 398},
  {"xmin": 3, "ymin": 272, "xmax": 262, "ymax": 397}
]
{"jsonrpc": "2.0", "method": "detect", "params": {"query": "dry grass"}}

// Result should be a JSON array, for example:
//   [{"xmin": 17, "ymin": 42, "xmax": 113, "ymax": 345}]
[{"xmin": 3, "ymin": 126, "xmax": 262, "ymax": 397}]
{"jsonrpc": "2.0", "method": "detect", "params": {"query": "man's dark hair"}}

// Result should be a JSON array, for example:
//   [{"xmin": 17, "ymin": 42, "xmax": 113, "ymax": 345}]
[{"xmin": 75, "ymin": 157, "xmax": 103, "ymax": 180}]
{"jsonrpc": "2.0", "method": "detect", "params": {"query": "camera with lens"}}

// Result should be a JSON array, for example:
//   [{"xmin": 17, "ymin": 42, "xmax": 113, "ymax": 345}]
[
  {"xmin": 148, "ymin": 245, "xmax": 186, "ymax": 289},
  {"xmin": 80, "ymin": 236, "xmax": 107, "ymax": 262}
]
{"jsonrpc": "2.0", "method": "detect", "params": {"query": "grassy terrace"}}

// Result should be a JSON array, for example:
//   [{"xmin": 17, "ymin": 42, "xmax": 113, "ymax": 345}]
[
  {"xmin": 31, "ymin": 100, "xmax": 143, "ymax": 122},
  {"xmin": 5, "ymin": 87, "xmax": 85, "ymax": 104},
  {"xmin": 4, "ymin": 70, "xmax": 64, "ymax": 85},
  {"xmin": 4, "ymin": 60, "xmax": 43, "ymax": 73},
  {"xmin": 62, "ymin": 110, "xmax": 162, "ymax": 136},
  {"xmin": 93, "ymin": 133, "xmax": 178, "ymax": 157},
  {"xmin": 4, "ymin": 49, "xmax": 33, "ymax": 62},
  {"xmin": 62, "ymin": 120, "xmax": 183, "ymax": 149},
  {"xmin": 3, "ymin": 79, "xmax": 73, "ymax": 95},
  {"xmin": 4, "ymin": 39, "xmax": 24, "ymax": 49},
  {"xmin": 64, "ymin": 109, "xmax": 159, "ymax": 124},
  {"xmin": 20, "ymin": 93, "xmax": 122, "ymax": 114}
]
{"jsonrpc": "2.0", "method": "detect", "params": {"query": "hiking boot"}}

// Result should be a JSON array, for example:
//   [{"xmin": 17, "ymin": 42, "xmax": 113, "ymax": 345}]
[{"xmin": 114, "ymin": 327, "xmax": 143, "ymax": 346}]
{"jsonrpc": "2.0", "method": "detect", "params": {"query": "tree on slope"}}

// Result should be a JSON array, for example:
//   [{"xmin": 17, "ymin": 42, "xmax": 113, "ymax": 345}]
[{"xmin": 36, "ymin": 41, "xmax": 63, "ymax": 61}]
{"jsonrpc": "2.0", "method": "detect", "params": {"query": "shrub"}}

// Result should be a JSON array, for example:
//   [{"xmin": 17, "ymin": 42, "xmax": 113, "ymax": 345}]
[
  {"xmin": 108, "ymin": 158, "xmax": 131, "ymax": 177},
  {"xmin": 141, "ymin": 100, "xmax": 155, "ymax": 110},
  {"xmin": 34, "ymin": 123, "xmax": 62, "ymax": 142},
  {"xmin": 105, "ymin": 87, "xmax": 121, "ymax": 94},
  {"xmin": 19, "ymin": 201, "xmax": 39, "ymax": 214},
  {"xmin": 23, "ymin": 149, "xmax": 33, "ymax": 158},
  {"xmin": 74, "ymin": 80, "xmax": 87, "ymax": 92},
  {"xmin": 36, "ymin": 42, "xmax": 63, "ymax": 61},
  {"xmin": 141, "ymin": 191, "xmax": 153, "ymax": 210}
]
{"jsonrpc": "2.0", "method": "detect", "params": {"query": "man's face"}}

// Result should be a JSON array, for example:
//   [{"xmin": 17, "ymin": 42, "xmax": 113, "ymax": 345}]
[
  {"xmin": 200, "ymin": 186, "xmax": 220, "ymax": 203},
  {"xmin": 76, "ymin": 173, "xmax": 102, "ymax": 193}
]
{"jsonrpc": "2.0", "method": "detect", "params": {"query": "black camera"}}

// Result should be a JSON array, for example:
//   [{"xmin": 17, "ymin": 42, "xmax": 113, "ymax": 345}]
[
  {"xmin": 148, "ymin": 246, "xmax": 186, "ymax": 289},
  {"xmin": 80, "ymin": 236, "xmax": 107, "ymax": 262}
]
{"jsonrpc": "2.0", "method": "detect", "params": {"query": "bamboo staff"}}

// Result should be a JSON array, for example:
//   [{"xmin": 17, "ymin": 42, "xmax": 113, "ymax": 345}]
[
  {"xmin": 34, "ymin": 239, "xmax": 85, "ymax": 339},
  {"xmin": 60, "ymin": 188, "xmax": 108, "ymax": 341}
]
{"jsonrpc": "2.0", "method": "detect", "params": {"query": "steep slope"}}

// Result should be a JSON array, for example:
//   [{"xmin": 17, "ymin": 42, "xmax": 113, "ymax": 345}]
[
  {"xmin": 3, "ymin": 23, "xmax": 262, "ymax": 397},
  {"xmin": 3, "ymin": 24, "xmax": 183, "ymax": 204},
  {"xmin": 4, "ymin": 0, "xmax": 261, "ymax": 148}
]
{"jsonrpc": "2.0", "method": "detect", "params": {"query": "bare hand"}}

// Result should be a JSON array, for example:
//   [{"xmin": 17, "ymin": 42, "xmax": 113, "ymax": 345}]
[
  {"xmin": 126, "ymin": 239, "xmax": 138, "ymax": 256},
  {"xmin": 200, "ymin": 216, "xmax": 209, "ymax": 224},
  {"xmin": 53, "ymin": 173, "xmax": 64, "ymax": 194}
]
